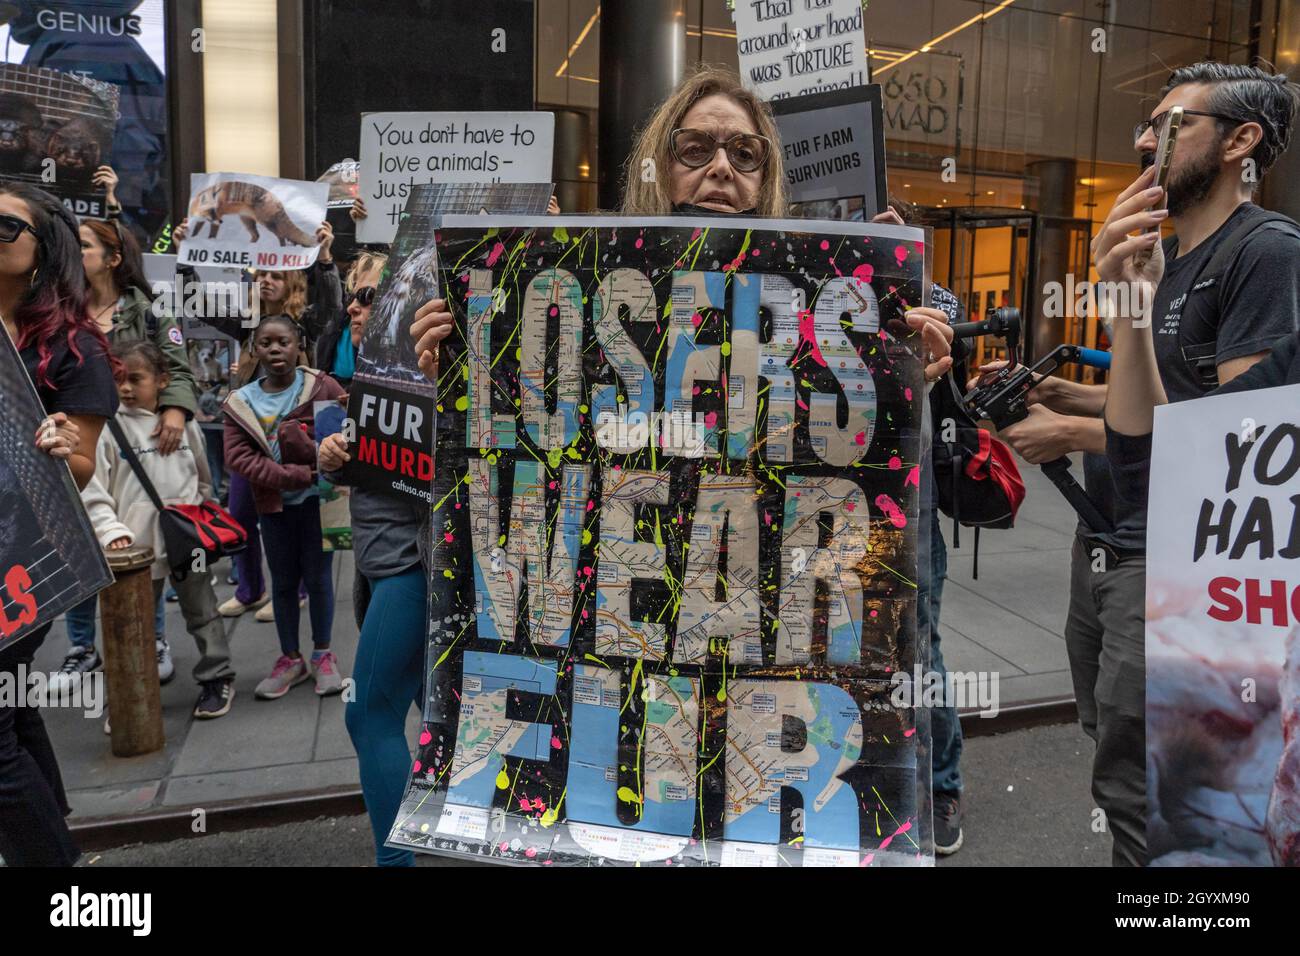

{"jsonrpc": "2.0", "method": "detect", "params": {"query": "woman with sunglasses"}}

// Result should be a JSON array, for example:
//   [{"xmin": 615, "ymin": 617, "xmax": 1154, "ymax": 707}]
[
  {"xmin": 316, "ymin": 251, "xmax": 386, "ymax": 389},
  {"xmin": 0, "ymin": 182, "xmax": 120, "ymax": 866}
]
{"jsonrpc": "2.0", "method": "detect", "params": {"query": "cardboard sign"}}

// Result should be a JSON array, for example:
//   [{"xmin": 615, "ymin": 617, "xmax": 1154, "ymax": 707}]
[
  {"xmin": 0, "ymin": 326, "xmax": 112, "ymax": 655},
  {"xmin": 0, "ymin": 63, "xmax": 119, "ymax": 218},
  {"xmin": 178, "ymin": 172, "xmax": 328, "ymax": 271},
  {"xmin": 1146, "ymin": 384, "xmax": 1300, "ymax": 866},
  {"xmin": 385, "ymin": 214, "xmax": 931, "ymax": 867},
  {"xmin": 772, "ymin": 85, "xmax": 887, "ymax": 220},
  {"xmin": 355, "ymin": 111, "xmax": 555, "ymax": 244},
  {"xmin": 735, "ymin": 0, "xmax": 868, "ymax": 102}
]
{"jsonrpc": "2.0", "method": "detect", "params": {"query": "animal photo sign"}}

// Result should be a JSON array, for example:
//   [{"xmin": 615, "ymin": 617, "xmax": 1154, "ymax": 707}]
[
  {"xmin": 0, "ymin": 64, "xmax": 119, "ymax": 218},
  {"xmin": 386, "ymin": 215, "xmax": 932, "ymax": 866},
  {"xmin": 178, "ymin": 172, "xmax": 329, "ymax": 271},
  {"xmin": 0, "ymin": 325, "xmax": 112, "ymax": 655},
  {"xmin": 1145, "ymin": 384, "xmax": 1300, "ymax": 866}
]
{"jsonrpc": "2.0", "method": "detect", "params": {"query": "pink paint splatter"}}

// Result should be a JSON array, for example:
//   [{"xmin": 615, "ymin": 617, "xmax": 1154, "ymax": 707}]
[
  {"xmin": 893, "ymin": 245, "xmax": 908, "ymax": 266},
  {"xmin": 419, "ymin": 729, "xmax": 432, "ymax": 746},
  {"xmin": 860, "ymin": 853, "xmax": 875, "ymax": 867},
  {"xmin": 905, "ymin": 465, "xmax": 920, "ymax": 488},
  {"xmin": 877, "ymin": 820, "xmax": 913, "ymax": 850},
  {"xmin": 524, "ymin": 847, "xmax": 538, "ymax": 858},
  {"xmin": 634, "ymin": 236, "xmax": 644, "ymax": 249},
  {"xmin": 876, "ymin": 493, "xmax": 907, "ymax": 529},
  {"xmin": 819, "ymin": 239, "xmax": 830, "ymax": 251},
  {"xmin": 904, "ymin": 727, "xmax": 916, "ymax": 737},
  {"xmin": 904, "ymin": 387, "xmax": 913, "ymax": 401},
  {"xmin": 582, "ymin": 566, "xmax": 594, "ymax": 577},
  {"xmin": 412, "ymin": 760, "xmax": 422, "ymax": 773},
  {"xmin": 852, "ymin": 263, "xmax": 874, "ymax": 285},
  {"xmin": 854, "ymin": 431, "xmax": 866, "ymax": 446},
  {"xmin": 444, "ymin": 531, "xmax": 454, "ymax": 543},
  {"xmin": 704, "ymin": 411, "xmax": 718, "ymax": 429},
  {"xmin": 551, "ymin": 735, "xmax": 562, "ymax": 750},
  {"xmin": 691, "ymin": 311, "xmax": 703, "ymax": 327},
  {"xmin": 888, "ymin": 455, "xmax": 902, "ymax": 470},
  {"xmin": 485, "ymin": 241, "xmax": 506, "ymax": 267},
  {"xmin": 797, "ymin": 309, "xmax": 827, "ymax": 367}
]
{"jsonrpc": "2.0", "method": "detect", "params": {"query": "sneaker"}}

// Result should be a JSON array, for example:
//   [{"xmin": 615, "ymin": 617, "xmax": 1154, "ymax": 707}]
[
  {"xmin": 194, "ymin": 678, "xmax": 235, "ymax": 718},
  {"xmin": 156, "ymin": 638, "xmax": 175, "ymax": 684},
  {"xmin": 254, "ymin": 655, "xmax": 309, "ymax": 699},
  {"xmin": 255, "ymin": 601, "xmax": 275, "ymax": 623},
  {"xmin": 218, "ymin": 592, "xmax": 269, "ymax": 617},
  {"xmin": 165, "ymin": 585, "xmax": 179, "ymax": 603},
  {"xmin": 49, "ymin": 647, "xmax": 101, "ymax": 695},
  {"xmin": 934, "ymin": 791, "xmax": 964, "ymax": 856},
  {"xmin": 310, "ymin": 651, "xmax": 344, "ymax": 696}
]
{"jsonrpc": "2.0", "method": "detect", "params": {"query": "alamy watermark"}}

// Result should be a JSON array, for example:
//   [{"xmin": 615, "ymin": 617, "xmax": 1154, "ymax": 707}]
[
  {"xmin": 1042, "ymin": 274, "xmax": 1155, "ymax": 326},
  {"xmin": 0, "ymin": 664, "xmax": 104, "ymax": 718},
  {"xmin": 149, "ymin": 272, "xmax": 261, "ymax": 328},
  {"xmin": 890, "ymin": 666, "xmax": 1000, "ymax": 717}
]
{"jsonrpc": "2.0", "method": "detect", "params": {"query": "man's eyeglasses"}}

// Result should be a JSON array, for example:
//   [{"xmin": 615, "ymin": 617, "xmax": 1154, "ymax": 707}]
[
  {"xmin": 347, "ymin": 286, "xmax": 377, "ymax": 308},
  {"xmin": 1134, "ymin": 108, "xmax": 1244, "ymax": 144},
  {"xmin": 0, "ymin": 213, "xmax": 38, "ymax": 244},
  {"xmin": 669, "ymin": 128, "xmax": 771, "ymax": 173}
]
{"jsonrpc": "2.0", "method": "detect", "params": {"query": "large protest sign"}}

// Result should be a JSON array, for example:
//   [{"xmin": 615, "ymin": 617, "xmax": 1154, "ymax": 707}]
[
  {"xmin": 0, "ymin": 327, "xmax": 112, "ymax": 656},
  {"xmin": 0, "ymin": 63, "xmax": 119, "ymax": 218},
  {"xmin": 355, "ymin": 111, "xmax": 555, "ymax": 245},
  {"xmin": 385, "ymin": 215, "xmax": 932, "ymax": 866},
  {"xmin": 343, "ymin": 182, "xmax": 554, "ymax": 502},
  {"xmin": 773, "ymin": 85, "xmax": 887, "ymax": 220},
  {"xmin": 177, "ymin": 172, "xmax": 328, "ymax": 271},
  {"xmin": 735, "ymin": 0, "xmax": 868, "ymax": 102},
  {"xmin": 1146, "ymin": 384, "xmax": 1300, "ymax": 866}
]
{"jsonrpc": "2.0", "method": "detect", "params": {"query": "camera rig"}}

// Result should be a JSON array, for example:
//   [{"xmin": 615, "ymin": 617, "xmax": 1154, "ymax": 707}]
[{"xmin": 951, "ymin": 307, "xmax": 1115, "ymax": 535}]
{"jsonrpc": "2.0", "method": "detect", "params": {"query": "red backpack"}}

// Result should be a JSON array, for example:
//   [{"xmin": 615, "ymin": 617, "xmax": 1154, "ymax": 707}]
[{"xmin": 107, "ymin": 419, "xmax": 248, "ymax": 579}]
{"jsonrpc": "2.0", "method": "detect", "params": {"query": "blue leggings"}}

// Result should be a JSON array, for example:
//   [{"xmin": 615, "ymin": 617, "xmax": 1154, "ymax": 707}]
[{"xmin": 344, "ymin": 567, "xmax": 427, "ymax": 867}]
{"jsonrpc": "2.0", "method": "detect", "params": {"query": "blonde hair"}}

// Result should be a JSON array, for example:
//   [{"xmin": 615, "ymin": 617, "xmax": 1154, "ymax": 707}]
[
  {"xmin": 251, "ymin": 269, "xmax": 308, "ymax": 321},
  {"xmin": 620, "ymin": 65, "xmax": 788, "ymax": 218},
  {"xmin": 346, "ymin": 251, "xmax": 389, "ymax": 292}
]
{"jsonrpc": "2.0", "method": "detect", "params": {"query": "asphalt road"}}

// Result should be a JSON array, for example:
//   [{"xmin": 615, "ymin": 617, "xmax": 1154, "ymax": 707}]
[{"xmin": 77, "ymin": 721, "xmax": 1110, "ymax": 867}]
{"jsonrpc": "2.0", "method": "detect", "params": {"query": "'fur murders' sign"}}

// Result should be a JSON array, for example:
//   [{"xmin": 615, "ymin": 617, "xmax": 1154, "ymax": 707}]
[{"xmin": 178, "ymin": 172, "xmax": 328, "ymax": 272}]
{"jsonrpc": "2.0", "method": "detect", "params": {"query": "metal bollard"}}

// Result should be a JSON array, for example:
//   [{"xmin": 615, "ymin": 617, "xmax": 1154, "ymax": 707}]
[{"xmin": 99, "ymin": 546, "xmax": 164, "ymax": 757}]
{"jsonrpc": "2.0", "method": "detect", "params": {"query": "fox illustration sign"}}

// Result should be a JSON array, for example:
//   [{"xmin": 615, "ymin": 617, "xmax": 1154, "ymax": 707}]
[{"xmin": 177, "ymin": 172, "xmax": 329, "ymax": 271}]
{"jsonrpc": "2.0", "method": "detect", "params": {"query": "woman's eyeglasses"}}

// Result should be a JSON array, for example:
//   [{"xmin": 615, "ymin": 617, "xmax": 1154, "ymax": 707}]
[
  {"xmin": 1134, "ymin": 108, "xmax": 1243, "ymax": 145},
  {"xmin": 348, "ymin": 286, "xmax": 377, "ymax": 308},
  {"xmin": 0, "ymin": 213, "xmax": 38, "ymax": 244},
  {"xmin": 669, "ymin": 128, "xmax": 770, "ymax": 173}
]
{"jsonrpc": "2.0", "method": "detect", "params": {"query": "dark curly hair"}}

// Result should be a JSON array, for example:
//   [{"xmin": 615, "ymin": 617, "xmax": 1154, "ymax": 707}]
[{"xmin": 1161, "ymin": 62, "xmax": 1300, "ymax": 176}]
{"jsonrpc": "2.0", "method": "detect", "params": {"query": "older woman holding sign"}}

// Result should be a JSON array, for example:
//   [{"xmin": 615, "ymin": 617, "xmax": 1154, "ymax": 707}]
[{"xmin": 412, "ymin": 66, "xmax": 953, "ymax": 380}]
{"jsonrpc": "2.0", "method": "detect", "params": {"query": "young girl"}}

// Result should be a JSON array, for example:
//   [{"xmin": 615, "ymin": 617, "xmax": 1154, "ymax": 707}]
[
  {"xmin": 223, "ymin": 315, "xmax": 347, "ymax": 698},
  {"xmin": 81, "ymin": 341, "xmax": 237, "ymax": 719}
]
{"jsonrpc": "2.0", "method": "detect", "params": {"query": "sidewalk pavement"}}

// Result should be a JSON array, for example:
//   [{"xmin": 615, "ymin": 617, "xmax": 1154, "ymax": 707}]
[{"xmin": 34, "ymin": 454, "xmax": 1081, "ymax": 824}]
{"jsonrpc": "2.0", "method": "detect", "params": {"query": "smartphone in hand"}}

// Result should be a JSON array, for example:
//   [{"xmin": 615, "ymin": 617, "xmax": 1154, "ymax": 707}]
[{"xmin": 1134, "ymin": 106, "xmax": 1183, "ymax": 266}]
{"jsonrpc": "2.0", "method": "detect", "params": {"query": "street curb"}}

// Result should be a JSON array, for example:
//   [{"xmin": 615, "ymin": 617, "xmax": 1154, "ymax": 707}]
[{"xmin": 69, "ymin": 698, "xmax": 1079, "ymax": 852}]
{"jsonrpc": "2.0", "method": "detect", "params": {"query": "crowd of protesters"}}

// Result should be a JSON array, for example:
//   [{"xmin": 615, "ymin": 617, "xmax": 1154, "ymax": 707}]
[{"xmin": 0, "ymin": 56, "xmax": 1298, "ymax": 870}]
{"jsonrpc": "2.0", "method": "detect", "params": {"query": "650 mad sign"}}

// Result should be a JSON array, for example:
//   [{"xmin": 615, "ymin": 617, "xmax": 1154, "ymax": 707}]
[{"xmin": 388, "ymin": 215, "xmax": 934, "ymax": 866}]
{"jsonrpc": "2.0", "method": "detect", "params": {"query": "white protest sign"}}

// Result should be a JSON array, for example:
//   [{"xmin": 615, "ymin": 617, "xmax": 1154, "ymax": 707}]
[
  {"xmin": 356, "ymin": 111, "xmax": 555, "ymax": 244},
  {"xmin": 1146, "ymin": 383, "xmax": 1300, "ymax": 866},
  {"xmin": 178, "ymin": 172, "xmax": 327, "ymax": 271},
  {"xmin": 735, "ymin": 0, "xmax": 868, "ymax": 102}
]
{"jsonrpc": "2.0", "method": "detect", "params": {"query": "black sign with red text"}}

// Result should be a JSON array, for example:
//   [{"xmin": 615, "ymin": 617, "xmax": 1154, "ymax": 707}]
[{"xmin": 0, "ymin": 326, "xmax": 112, "ymax": 655}]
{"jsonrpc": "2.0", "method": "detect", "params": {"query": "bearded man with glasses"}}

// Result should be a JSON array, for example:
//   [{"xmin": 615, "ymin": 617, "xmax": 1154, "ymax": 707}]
[{"xmin": 991, "ymin": 62, "xmax": 1300, "ymax": 867}]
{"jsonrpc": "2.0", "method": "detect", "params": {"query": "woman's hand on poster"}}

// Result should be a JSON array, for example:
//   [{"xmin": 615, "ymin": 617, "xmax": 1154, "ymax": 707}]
[
  {"xmin": 172, "ymin": 218, "xmax": 189, "ymax": 244},
  {"xmin": 34, "ymin": 412, "xmax": 80, "ymax": 460},
  {"xmin": 902, "ymin": 307, "xmax": 954, "ymax": 383},
  {"xmin": 107, "ymin": 536, "xmax": 131, "ymax": 551},
  {"xmin": 350, "ymin": 198, "xmax": 368, "ymax": 222},
  {"xmin": 152, "ymin": 407, "xmax": 187, "ymax": 456},
  {"xmin": 316, "ymin": 220, "xmax": 334, "ymax": 263},
  {"xmin": 412, "ymin": 297, "xmax": 454, "ymax": 381},
  {"xmin": 547, "ymin": 195, "xmax": 561, "ymax": 215},
  {"xmin": 93, "ymin": 165, "xmax": 119, "ymax": 205},
  {"xmin": 871, "ymin": 207, "xmax": 906, "ymax": 227},
  {"xmin": 318, "ymin": 432, "xmax": 350, "ymax": 472}
]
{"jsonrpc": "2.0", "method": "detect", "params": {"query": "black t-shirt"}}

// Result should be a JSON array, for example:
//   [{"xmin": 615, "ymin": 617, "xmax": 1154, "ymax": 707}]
[
  {"xmin": 1151, "ymin": 203, "xmax": 1300, "ymax": 403},
  {"xmin": 1080, "ymin": 205, "xmax": 1300, "ymax": 550},
  {"xmin": 20, "ymin": 329, "xmax": 119, "ymax": 419}
]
